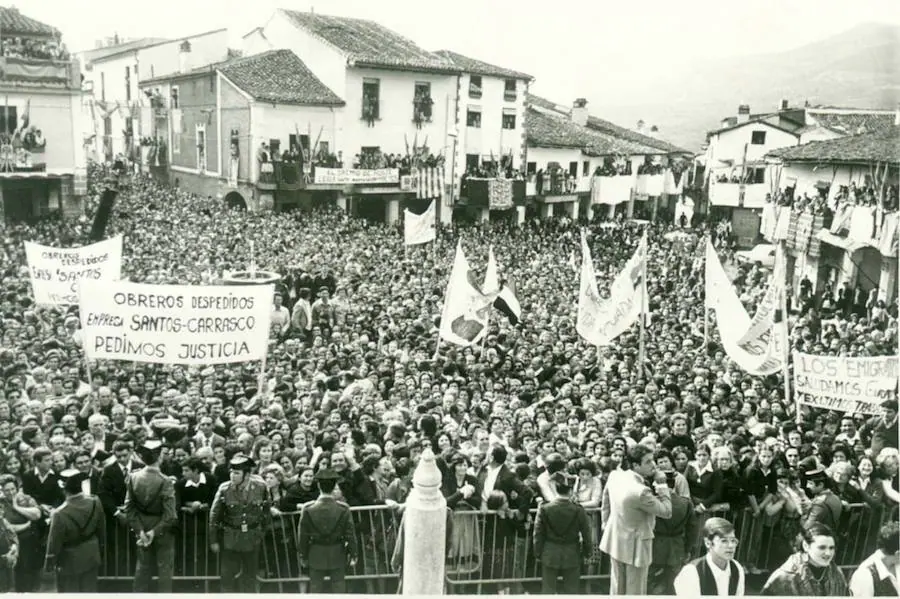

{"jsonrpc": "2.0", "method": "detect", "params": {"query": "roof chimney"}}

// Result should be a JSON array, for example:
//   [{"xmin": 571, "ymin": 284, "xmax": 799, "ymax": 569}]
[
  {"xmin": 178, "ymin": 41, "xmax": 192, "ymax": 74},
  {"xmin": 737, "ymin": 104, "xmax": 751, "ymax": 124},
  {"xmin": 780, "ymin": 98, "xmax": 789, "ymax": 111},
  {"xmin": 571, "ymin": 98, "xmax": 589, "ymax": 127}
]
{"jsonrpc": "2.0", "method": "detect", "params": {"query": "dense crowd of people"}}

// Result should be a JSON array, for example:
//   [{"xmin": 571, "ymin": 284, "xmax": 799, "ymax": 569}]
[
  {"xmin": 0, "ymin": 162, "xmax": 895, "ymax": 593},
  {"xmin": 0, "ymin": 36, "xmax": 70, "ymax": 61}
]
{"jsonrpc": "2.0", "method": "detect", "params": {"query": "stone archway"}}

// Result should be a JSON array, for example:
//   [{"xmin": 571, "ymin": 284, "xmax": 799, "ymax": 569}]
[{"xmin": 224, "ymin": 191, "xmax": 247, "ymax": 211}]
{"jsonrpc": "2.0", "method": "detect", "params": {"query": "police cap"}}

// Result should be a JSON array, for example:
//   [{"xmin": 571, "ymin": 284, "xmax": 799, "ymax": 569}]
[
  {"xmin": 804, "ymin": 468, "xmax": 828, "ymax": 484},
  {"xmin": 314, "ymin": 468, "xmax": 340, "ymax": 482},
  {"xmin": 229, "ymin": 454, "xmax": 255, "ymax": 472},
  {"xmin": 136, "ymin": 439, "xmax": 163, "ymax": 464}
]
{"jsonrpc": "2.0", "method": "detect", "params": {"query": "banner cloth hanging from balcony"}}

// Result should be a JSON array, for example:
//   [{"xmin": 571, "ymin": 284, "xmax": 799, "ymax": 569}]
[
  {"xmin": 878, "ymin": 212, "xmax": 899, "ymax": 257},
  {"xmin": 761, "ymin": 204, "xmax": 777, "ymax": 241},
  {"xmin": 590, "ymin": 175, "xmax": 633, "ymax": 205},
  {"xmin": 488, "ymin": 178, "xmax": 514, "ymax": 209},
  {"xmin": 416, "ymin": 167, "xmax": 444, "ymax": 201},
  {"xmin": 663, "ymin": 170, "xmax": 684, "ymax": 195},
  {"xmin": 807, "ymin": 214, "xmax": 825, "ymax": 259},
  {"xmin": 636, "ymin": 174, "xmax": 664, "ymax": 196},
  {"xmin": 773, "ymin": 207, "xmax": 791, "ymax": 241}
]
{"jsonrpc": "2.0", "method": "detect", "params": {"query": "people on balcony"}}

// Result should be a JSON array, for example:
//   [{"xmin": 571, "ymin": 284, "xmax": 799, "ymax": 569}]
[{"xmin": 0, "ymin": 37, "xmax": 69, "ymax": 61}]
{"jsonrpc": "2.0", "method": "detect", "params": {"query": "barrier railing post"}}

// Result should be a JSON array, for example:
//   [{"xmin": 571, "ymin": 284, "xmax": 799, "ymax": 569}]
[{"xmin": 402, "ymin": 448, "xmax": 447, "ymax": 595}]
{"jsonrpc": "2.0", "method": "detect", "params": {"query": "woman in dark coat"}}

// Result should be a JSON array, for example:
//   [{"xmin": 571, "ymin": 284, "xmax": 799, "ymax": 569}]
[{"xmin": 441, "ymin": 452, "xmax": 482, "ymax": 567}]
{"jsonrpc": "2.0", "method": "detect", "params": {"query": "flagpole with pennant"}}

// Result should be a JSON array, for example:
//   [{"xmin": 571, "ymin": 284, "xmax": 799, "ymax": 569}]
[{"xmin": 703, "ymin": 235, "xmax": 709, "ymax": 352}]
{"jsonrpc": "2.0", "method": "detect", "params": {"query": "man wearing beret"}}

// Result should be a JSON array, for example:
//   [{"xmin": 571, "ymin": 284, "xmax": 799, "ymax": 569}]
[
  {"xmin": 209, "ymin": 454, "xmax": 269, "ymax": 592},
  {"xmin": 297, "ymin": 468, "xmax": 358, "ymax": 593}
]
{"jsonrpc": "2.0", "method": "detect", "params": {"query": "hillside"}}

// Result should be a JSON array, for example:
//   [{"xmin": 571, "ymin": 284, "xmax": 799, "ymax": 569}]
[{"xmin": 589, "ymin": 22, "xmax": 900, "ymax": 152}]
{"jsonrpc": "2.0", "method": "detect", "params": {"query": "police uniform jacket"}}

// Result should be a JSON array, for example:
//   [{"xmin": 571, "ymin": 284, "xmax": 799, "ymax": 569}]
[
  {"xmin": 297, "ymin": 495, "xmax": 358, "ymax": 570},
  {"xmin": 209, "ymin": 477, "xmax": 269, "ymax": 551},
  {"xmin": 123, "ymin": 466, "xmax": 177, "ymax": 536},
  {"xmin": 45, "ymin": 494, "xmax": 105, "ymax": 574}
]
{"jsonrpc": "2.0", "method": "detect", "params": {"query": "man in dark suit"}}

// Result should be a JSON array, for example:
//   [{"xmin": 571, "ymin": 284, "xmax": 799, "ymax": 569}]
[
  {"xmin": 72, "ymin": 450, "xmax": 101, "ymax": 497},
  {"xmin": 44, "ymin": 469, "xmax": 105, "ymax": 592},
  {"xmin": 298, "ymin": 469, "xmax": 358, "ymax": 593},
  {"xmin": 478, "ymin": 445, "xmax": 534, "ymax": 517},
  {"xmin": 192, "ymin": 416, "xmax": 226, "ymax": 450},
  {"xmin": 97, "ymin": 441, "xmax": 138, "ymax": 576},
  {"xmin": 21, "ymin": 447, "xmax": 64, "ymax": 514},
  {"xmin": 533, "ymin": 472, "xmax": 593, "ymax": 594},
  {"xmin": 124, "ymin": 440, "xmax": 177, "ymax": 592}
]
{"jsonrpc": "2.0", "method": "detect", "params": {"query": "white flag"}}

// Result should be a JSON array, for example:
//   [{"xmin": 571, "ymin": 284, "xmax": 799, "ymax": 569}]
[
  {"xmin": 705, "ymin": 239, "xmax": 784, "ymax": 375},
  {"xmin": 403, "ymin": 200, "xmax": 436, "ymax": 245},
  {"xmin": 483, "ymin": 245, "xmax": 501, "ymax": 295},
  {"xmin": 438, "ymin": 242, "xmax": 498, "ymax": 346},
  {"xmin": 577, "ymin": 230, "xmax": 647, "ymax": 346}
]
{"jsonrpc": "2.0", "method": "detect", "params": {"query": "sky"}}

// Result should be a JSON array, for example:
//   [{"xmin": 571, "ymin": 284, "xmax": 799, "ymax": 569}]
[{"xmin": 20, "ymin": 0, "xmax": 900, "ymax": 144}]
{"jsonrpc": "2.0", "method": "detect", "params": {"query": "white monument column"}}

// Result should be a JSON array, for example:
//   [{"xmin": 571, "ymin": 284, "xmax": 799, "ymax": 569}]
[{"xmin": 402, "ymin": 448, "xmax": 447, "ymax": 595}]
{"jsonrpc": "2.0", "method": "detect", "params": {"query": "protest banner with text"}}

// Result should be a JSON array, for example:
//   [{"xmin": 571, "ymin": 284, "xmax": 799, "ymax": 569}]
[
  {"xmin": 79, "ymin": 281, "xmax": 273, "ymax": 365},
  {"xmin": 794, "ymin": 352, "xmax": 899, "ymax": 415},
  {"xmin": 25, "ymin": 236, "xmax": 123, "ymax": 306}
]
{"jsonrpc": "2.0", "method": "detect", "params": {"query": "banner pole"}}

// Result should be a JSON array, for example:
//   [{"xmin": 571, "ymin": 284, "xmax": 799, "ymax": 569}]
[
  {"xmin": 638, "ymin": 229, "xmax": 648, "ymax": 367},
  {"xmin": 258, "ymin": 352, "xmax": 268, "ymax": 400},
  {"xmin": 777, "ymin": 241, "xmax": 796, "ymax": 426}
]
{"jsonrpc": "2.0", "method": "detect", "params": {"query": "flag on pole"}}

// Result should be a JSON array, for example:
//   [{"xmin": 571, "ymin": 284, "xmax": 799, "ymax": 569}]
[
  {"xmin": 483, "ymin": 245, "xmax": 501, "ymax": 295},
  {"xmin": 403, "ymin": 200, "xmax": 436, "ymax": 245},
  {"xmin": 438, "ymin": 242, "xmax": 499, "ymax": 346},
  {"xmin": 493, "ymin": 278, "xmax": 521, "ymax": 325},
  {"xmin": 577, "ymin": 230, "xmax": 648, "ymax": 346}
]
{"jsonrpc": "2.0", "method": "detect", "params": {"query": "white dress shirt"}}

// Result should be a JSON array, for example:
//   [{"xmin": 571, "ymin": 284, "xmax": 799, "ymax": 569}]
[
  {"xmin": 482, "ymin": 464, "xmax": 501, "ymax": 503},
  {"xmin": 673, "ymin": 554, "xmax": 746, "ymax": 597},
  {"xmin": 849, "ymin": 551, "xmax": 900, "ymax": 597}
]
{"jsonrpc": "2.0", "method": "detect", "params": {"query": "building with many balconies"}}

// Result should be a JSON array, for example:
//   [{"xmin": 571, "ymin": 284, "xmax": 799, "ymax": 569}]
[{"xmin": 0, "ymin": 6, "xmax": 87, "ymax": 222}]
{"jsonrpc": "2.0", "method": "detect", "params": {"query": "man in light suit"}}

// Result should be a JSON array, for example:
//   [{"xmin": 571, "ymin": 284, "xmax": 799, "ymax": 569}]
[{"xmin": 600, "ymin": 443, "xmax": 673, "ymax": 595}]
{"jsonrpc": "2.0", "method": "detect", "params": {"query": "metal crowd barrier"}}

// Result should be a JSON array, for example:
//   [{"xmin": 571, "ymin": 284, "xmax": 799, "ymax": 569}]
[{"xmin": 95, "ymin": 501, "xmax": 898, "ymax": 592}]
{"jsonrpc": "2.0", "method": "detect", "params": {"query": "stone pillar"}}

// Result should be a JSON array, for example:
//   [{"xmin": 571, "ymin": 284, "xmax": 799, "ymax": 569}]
[
  {"xmin": 564, "ymin": 200, "xmax": 577, "ymax": 220},
  {"xmin": 479, "ymin": 207, "xmax": 490, "ymax": 223},
  {"xmin": 607, "ymin": 203, "xmax": 616, "ymax": 219},
  {"xmin": 438, "ymin": 201, "xmax": 453, "ymax": 226},
  {"xmin": 335, "ymin": 192, "xmax": 349, "ymax": 213},
  {"xmin": 879, "ymin": 255, "xmax": 898, "ymax": 303},
  {"xmin": 540, "ymin": 203, "xmax": 552, "ymax": 219},
  {"xmin": 626, "ymin": 198, "xmax": 635, "ymax": 219},
  {"xmin": 386, "ymin": 197, "xmax": 401, "ymax": 225},
  {"xmin": 515, "ymin": 205, "xmax": 525, "ymax": 225},
  {"xmin": 402, "ymin": 448, "xmax": 447, "ymax": 595}
]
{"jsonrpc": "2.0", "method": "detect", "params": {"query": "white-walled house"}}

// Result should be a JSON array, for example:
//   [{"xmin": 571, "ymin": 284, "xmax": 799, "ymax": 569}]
[
  {"xmin": 77, "ymin": 29, "xmax": 230, "ymax": 162},
  {"xmin": 140, "ymin": 49, "xmax": 345, "ymax": 212}
]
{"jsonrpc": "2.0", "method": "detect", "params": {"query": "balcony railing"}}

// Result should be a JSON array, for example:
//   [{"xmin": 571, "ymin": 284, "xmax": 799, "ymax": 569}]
[
  {"xmin": 0, "ymin": 56, "xmax": 79, "ymax": 88},
  {"xmin": 503, "ymin": 90, "xmax": 517, "ymax": 102},
  {"xmin": 709, "ymin": 181, "xmax": 769, "ymax": 208},
  {"xmin": 462, "ymin": 177, "xmax": 525, "ymax": 208}
]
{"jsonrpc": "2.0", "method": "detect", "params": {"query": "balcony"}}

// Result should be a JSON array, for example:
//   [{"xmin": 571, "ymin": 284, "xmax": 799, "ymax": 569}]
[
  {"xmin": 462, "ymin": 177, "xmax": 525, "ymax": 208},
  {"xmin": 635, "ymin": 173, "xmax": 665, "ymax": 197},
  {"xmin": 256, "ymin": 160, "xmax": 308, "ymax": 190},
  {"xmin": 0, "ymin": 56, "xmax": 79, "ymax": 88},
  {"xmin": 709, "ymin": 181, "xmax": 769, "ymax": 208},
  {"xmin": 503, "ymin": 90, "xmax": 517, "ymax": 102},
  {"xmin": 525, "ymin": 174, "xmax": 593, "ymax": 197},
  {"xmin": 590, "ymin": 175, "xmax": 635, "ymax": 206}
]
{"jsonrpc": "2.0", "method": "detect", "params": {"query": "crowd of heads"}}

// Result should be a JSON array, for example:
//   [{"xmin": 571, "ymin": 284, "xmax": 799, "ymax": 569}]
[{"xmin": 0, "ymin": 163, "xmax": 896, "ymax": 532}]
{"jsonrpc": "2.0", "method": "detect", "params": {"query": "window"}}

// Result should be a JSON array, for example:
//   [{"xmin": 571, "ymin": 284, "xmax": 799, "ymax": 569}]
[
  {"xmin": 196, "ymin": 124, "xmax": 207, "ymax": 171},
  {"xmin": 288, "ymin": 134, "xmax": 310, "ymax": 155},
  {"xmin": 362, "ymin": 78, "xmax": 380, "ymax": 121},
  {"xmin": 413, "ymin": 82, "xmax": 433, "ymax": 121},
  {"xmin": 125, "ymin": 66, "xmax": 131, "ymax": 102},
  {"xmin": 171, "ymin": 86, "xmax": 179, "ymax": 109},
  {"xmin": 2, "ymin": 106, "xmax": 16, "ymax": 135},
  {"xmin": 318, "ymin": 141, "xmax": 329, "ymax": 155},
  {"xmin": 504, "ymin": 79, "xmax": 516, "ymax": 101},
  {"xmin": 751, "ymin": 167, "xmax": 766, "ymax": 184},
  {"xmin": 465, "ymin": 154, "xmax": 480, "ymax": 170},
  {"xmin": 100, "ymin": 72, "xmax": 106, "ymax": 102},
  {"xmin": 751, "ymin": 130, "xmax": 766, "ymax": 145},
  {"xmin": 582, "ymin": 161, "xmax": 590, "ymax": 176},
  {"xmin": 568, "ymin": 162, "xmax": 578, "ymax": 177},
  {"xmin": 501, "ymin": 113, "xmax": 516, "ymax": 129},
  {"xmin": 526, "ymin": 161, "xmax": 536, "ymax": 175},
  {"xmin": 469, "ymin": 75, "xmax": 482, "ymax": 99},
  {"xmin": 466, "ymin": 109, "xmax": 482, "ymax": 128}
]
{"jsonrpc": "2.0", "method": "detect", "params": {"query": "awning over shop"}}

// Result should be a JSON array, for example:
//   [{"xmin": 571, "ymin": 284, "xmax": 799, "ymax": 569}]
[{"xmin": 815, "ymin": 229, "xmax": 877, "ymax": 253}]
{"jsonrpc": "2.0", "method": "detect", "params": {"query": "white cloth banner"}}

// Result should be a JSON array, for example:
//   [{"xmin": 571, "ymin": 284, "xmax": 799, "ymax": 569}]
[
  {"xmin": 25, "ymin": 236, "xmax": 123, "ymax": 306},
  {"xmin": 705, "ymin": 240, "xmax": 785, "ymax": 375},
  {"xmin": 78, "ymin": 281, "xmax": 273, "ymax": 365},
  {"xmin": 403, "ymin": 201, "xmax": 436, "ymax": 245},
  {"xmin": 577, "ymin": 230, "xmax": 647, "ymax": 346},
  {"xmin": 438, "ymin": 242, "xmax": 497, "ymax": 347},
  {"xmin": 590, "ymin": 175, "xmax": 633, "ymax": 205},
  {"xmin": 663, "ymin": 170, "xmax": 684, "ymax": 195},
  {"xmin": 794, "ymin": 352, "xmax": 898, "ymax": 415},
  {"xmin": 674, "ymin": 197, "xmax": 695, "ymax": 226}
]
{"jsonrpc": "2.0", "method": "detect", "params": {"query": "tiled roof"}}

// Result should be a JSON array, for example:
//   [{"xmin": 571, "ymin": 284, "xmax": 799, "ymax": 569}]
[
  {"xmin": 806, "ymin": 110, "xmax": 896, "ymax": 136},
  {"xmin": 711, "ymin": 117, "xmax": 801, "ymax": 138},
  {"xmin": 526, "ymin": 93, "xmax": 690, "ymax": 154},
  {"xmin": 767, "ymin": 126, "xmax": 900, "ymax": 163},
  {"xmin": 219, "ymin": 50, "xmax": 344, "ymax": 106},
  {"xmin": 0, "ymin": 6, "xmax": 58, "ymax": 37},
  {"xmin": 432, "ymin": 50, "xmax": 532, "ymax": 81},
  {"xmin": 280, "ymin": 9, "xmax": 458, "ymax": 74},
  {"xmin": 79, "ymin": 38, "xmax": 168, "ymax": 65},
  {"xmin": 525, "ymin": 107, "xmax": 659, "ymax": 156}
]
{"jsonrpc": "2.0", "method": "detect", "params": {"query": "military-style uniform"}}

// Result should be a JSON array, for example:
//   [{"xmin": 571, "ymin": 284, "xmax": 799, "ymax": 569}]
[
  {"xmin": 44, "ymin": 469, "xmax": 106, "ymax": 593},
  {"xmin": 209, "ymin": 455, "xmax": 269, "ymax": 593},
  {"xmin": 124, "ymin": 441, "xmax": 178, "ymax": 592},
  {"xmin": 297, "ymin": 469, "xmax": 358, "ymax": 594}
]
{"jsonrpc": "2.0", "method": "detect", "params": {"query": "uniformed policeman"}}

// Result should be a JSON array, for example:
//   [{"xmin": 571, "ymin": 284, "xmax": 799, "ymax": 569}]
[
  {"xmin": 297, "ymin": 468, "xmax": 358, "ymax": 594},
  {"xmin": 209, "ymin": 454, "xmax": 269, "ymax": 593},
  {"xmin": 44, "ymin": 469, "xmax": 105, "ymax": 592},
  {"xmin": 123, "ymin": 439, "xmax": 177, "ymax": 592}
]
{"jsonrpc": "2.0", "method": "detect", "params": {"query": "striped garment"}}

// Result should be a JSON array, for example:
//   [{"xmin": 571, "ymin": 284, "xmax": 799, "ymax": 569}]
[
  {"xmin": 786, "ymin": 211, "xmax": 799, "ymax": 250},
  {"xmin": 416, "ymin": 167, "xmax": 445, "ymax": 200},
  {"xmin": 807, "ymin": 214, "xmax": 825, "ymax": 259}
]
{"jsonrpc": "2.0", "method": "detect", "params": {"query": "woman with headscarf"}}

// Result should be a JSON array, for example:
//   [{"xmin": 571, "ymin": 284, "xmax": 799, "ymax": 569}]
[{"xmin": 761, "ymin": 522, "xmax": 849, "ymax": 596}]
